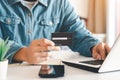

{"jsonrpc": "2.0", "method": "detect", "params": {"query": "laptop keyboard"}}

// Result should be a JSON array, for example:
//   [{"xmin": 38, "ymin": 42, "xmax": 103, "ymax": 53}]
[{"xmin": 79, "ymin": 60, "xmax": 104, "ymax": 65}]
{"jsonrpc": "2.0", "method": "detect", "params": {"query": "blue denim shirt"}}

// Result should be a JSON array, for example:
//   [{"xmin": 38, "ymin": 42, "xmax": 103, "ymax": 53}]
[{"xmin": 0, "ymin": 0, "xmax": 100, "ymax": 63}]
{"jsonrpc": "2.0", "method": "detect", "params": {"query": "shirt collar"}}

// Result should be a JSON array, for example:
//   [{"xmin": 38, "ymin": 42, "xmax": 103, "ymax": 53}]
[
  {"xmin": 38, "ymin": 0, "xmax": 48, "ymax": 7},
  {"xmin": 7, "ymin": 0, "xmax": 48, "ymax": 7}
]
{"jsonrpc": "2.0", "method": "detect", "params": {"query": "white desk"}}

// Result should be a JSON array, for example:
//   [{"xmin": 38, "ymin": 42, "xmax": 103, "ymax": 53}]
[
  {"xmin": 7, "ymin": 63, "xmax": 120, "ymax": 80},
  {"xmin": 7, "ymin": 51, "xmax": 120, "ymax": 80}
]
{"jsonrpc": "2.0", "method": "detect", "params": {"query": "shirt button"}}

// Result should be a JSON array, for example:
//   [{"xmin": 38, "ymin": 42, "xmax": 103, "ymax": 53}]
[
  {"xmin": 28, "ymin": 30, "xmax": 32, "ymax": 34},
  {"xmin": 28, "ymin": 13, "xmax": 32, "ymax": 16},
  {"xmin": 49, "ymin": 21, "xmax": 53, "ymax": 26},
  {"xmin": 6, "ymin": 18, "xmax": 11, "ymax": 24}
]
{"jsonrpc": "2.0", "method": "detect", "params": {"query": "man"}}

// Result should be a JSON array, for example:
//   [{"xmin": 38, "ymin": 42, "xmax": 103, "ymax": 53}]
[{"xmin": 0, "ymin": 0, "xmax": 110, "ymax": 64}]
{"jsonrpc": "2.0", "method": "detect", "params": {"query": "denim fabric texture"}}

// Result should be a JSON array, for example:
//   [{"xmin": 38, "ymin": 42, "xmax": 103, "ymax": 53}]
[{"xmin": 0, "ymin": 0, "xmax": 100, "ymax": 63}]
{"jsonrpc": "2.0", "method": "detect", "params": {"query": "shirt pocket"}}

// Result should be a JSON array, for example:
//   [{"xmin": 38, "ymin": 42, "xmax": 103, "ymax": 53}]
[
  {"xmin": 0, "ymin": 16, "xmax": 21, "ymax": 40},
  {"xmin": 38, "ymin": 17, "xmax": 60, "ymax": 39},
  {"xmin": 40, "ymin": 18, "xmax": 59, "ymax": 27}
]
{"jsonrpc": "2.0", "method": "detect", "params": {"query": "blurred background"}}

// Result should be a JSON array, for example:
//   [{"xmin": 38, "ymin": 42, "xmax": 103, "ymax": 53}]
[{"xmin": 69, "ymin": 0, "xmax": 120, "ymax": 47}]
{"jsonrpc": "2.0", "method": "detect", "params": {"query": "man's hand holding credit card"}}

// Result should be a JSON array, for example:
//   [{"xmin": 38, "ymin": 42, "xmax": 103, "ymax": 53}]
[{"xmin": 40, "ymin": 32, "xmax": 73, "ymax": 65}]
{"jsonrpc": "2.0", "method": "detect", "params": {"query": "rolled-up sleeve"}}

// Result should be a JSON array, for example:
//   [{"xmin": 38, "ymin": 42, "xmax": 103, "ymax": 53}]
[{"xmin": 6, "ymin": 41, "xmax": 24, "ymax": 64}]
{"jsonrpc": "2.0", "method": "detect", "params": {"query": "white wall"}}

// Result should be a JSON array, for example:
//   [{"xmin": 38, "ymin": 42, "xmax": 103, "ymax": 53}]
[
  {"xmin": 69, "ymin": 0, "xmax": 89, "ymax": 18},
  {"xmin": 116, "ymin": 0, "xmax": 120, "ymax": 36},
  {"xmin": 106, "ymin": 0, "xmax": 117, "ymax": 46}
]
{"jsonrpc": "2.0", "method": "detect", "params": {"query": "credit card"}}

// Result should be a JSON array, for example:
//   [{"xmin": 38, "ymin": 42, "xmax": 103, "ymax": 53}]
[{"xmin": 51, "ymin": 32, "xmax": 73, "ymax": 46}]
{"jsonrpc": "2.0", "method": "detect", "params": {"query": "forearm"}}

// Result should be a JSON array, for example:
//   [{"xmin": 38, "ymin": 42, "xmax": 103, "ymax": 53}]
[
  {"xmin": 13, "ymin": 47, "xmax": 27, "ymax": 62},
  {"xmin": 1, "ymin": 40, "xmax": 25, "ymax": 64}
]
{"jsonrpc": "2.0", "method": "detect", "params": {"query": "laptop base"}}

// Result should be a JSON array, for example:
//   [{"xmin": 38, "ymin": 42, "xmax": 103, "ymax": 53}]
[{"xmin": 62, "ymin": 61, "xmax": 99, "ymax": 73}]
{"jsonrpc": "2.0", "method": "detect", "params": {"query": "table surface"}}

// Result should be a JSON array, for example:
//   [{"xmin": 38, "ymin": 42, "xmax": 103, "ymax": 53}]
[{"xmin": 7, "ymin": 57, "xmax": 120, "ymax": 80}]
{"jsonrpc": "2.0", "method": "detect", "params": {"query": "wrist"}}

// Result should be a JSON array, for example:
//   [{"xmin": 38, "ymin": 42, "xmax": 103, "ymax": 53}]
[{"xmin": 13, "ymin": 47, "xmax": 27, "ymax": 62}]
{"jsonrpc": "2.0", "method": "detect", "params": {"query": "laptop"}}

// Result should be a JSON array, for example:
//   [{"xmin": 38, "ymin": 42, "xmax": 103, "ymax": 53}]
[{"xmin": 62, "ymin": 35, "xmax": 120, "ymax": 73}]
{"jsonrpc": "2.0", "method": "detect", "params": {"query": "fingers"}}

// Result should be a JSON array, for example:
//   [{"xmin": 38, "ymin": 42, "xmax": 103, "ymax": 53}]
[
  {"xmin": 92, "ymin": 43, "xmax": 110, "ymax": 60},
  {"xmin": 37, "ymin": 57, "xmax": 48, "ymax": 63},
  {"xmin": 51, "ymin": 46, "xmax": 61, "ymax": 51},
  {"xmin": 25, "ymin": 49, "xmax": 49, "ymax": 64},
  {"xmin": 28, "ymin": 57, "xmax": 48, "ymax": 64},
  {"xmin": 31, "ymin": 38, "xmax": 60, "ymax": 52},
  {"xmin": 97, "ymin": 43, "xmax": 106, "ymax": 60},
  {"xmin": 98, "ymin": 43, "xmax": 111, "ymax": 60},
  {"xmin": 32, "ymin": 38, "xmax": 55, "ymax": 46},
  {"xmin": 35, "ymin": 52, "xmax": 48, "ymax": 57},
  {"xmin": 31, "ymin": 52, "xmax": 50, "ymax": 63},
  {"xmin": 92, "ymin": 46, "xmax": 101, "ymax": 60},
  {"xmin": 32, "ymin": 46, "xmax": 60, "ymax": 52},
  {"xmin": 40, "ymin": 38, "xmax": 55, "ymax": 46}
]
